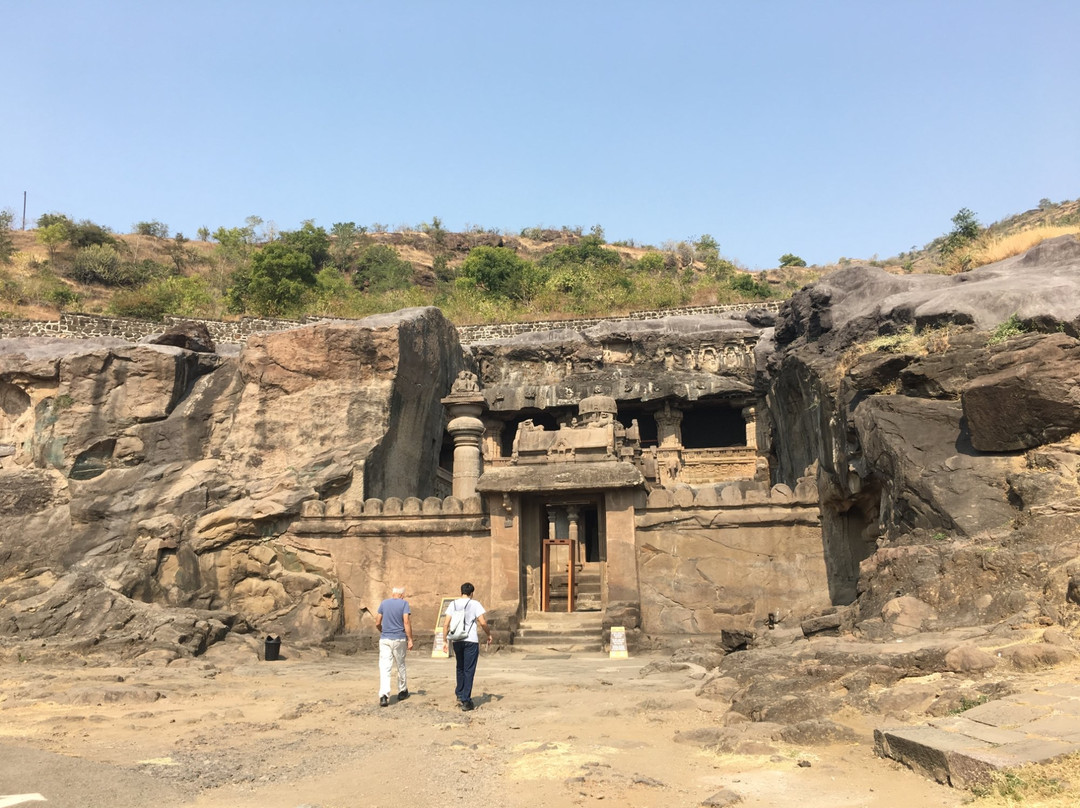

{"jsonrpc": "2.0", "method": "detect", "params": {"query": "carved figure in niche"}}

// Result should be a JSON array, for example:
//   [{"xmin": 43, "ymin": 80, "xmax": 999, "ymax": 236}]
[
  {"xmin": 701, "ymin": 346, "xmax": 720, "ymax": 372},
  {"xmin": 452, "ymin": 370, "xmax": 480, "ymax": 393},
  {"xmin": 665, "ymin": 453, "xmax": 680, "ymax": 483}
]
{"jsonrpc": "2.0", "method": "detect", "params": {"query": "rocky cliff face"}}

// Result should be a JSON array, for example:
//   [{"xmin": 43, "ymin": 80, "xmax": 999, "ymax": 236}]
[
  {"xmin": 4, "ymin": 237, "xmax": 1080, "ymax": 662},
  {"xmin": 471, "ymin": 312, "xmax": 768, "ymax": 415},
  {"xmin": 765, "ymin": 235, "xmax": 1080, "ymax": 636},
  {"xmin": 0, "ymin": 307, "xmax": 463, "ymax": 660}
]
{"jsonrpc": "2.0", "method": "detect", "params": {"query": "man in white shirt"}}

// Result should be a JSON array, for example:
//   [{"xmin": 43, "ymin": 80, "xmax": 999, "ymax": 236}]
[{"xmin": 441, "ymin": 582, "xmax": 492, "ymax": 711}]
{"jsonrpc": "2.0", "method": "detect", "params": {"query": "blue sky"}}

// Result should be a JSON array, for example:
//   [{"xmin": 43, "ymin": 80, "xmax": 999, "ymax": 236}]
[{"xmin": 4, "ymin": 1, "xmax": 1078, "ymax": 268}]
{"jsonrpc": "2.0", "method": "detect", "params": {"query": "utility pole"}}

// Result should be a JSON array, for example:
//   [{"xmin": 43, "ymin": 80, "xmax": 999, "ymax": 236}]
[{"xmin": 22, "ymin": 191, "xmax": 27, "ymax": 230}]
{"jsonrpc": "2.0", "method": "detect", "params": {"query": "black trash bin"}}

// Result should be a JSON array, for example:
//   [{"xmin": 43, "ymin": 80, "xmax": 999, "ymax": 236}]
[{"xmin": 264, "ymin": 635, "xmax": 281, "ymax": 661}]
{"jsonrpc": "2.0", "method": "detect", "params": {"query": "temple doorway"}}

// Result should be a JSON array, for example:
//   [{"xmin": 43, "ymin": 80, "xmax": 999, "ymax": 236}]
[{"xmin": 539, "ymin": 501, "xmax": 604, "ymax": 612}]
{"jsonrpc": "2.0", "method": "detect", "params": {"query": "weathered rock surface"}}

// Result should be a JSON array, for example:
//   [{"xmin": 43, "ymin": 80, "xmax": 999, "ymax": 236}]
[
  {"xmin": 5, "ymin": 234, "xmax": 1080, "ymax": 681},
  {"xmin": 962, "ymin": 332, "xmax": 1080, "ymax": 452},
  {"xmin": 765, "ymin": 234, "xmax": 1080, "ymax": 638},
  {"xmin": 0, "ymin": 308, "xmax": 464, "ymax": 657},
  {"xmin": 471, "ymin": 313, "xmax": 764, "ymax": 413},
  {"xmin": 146, "ymin": 320, "xmax": 216, "ymax": 353}
]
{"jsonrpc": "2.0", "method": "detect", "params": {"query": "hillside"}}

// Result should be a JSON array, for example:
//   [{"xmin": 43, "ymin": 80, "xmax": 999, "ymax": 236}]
[
  {"xmin": 1, "ymin": 224, "xmax": 812, "ymax": 325},
  {"xmin": 1, "ymin": 200, "xmax": 1077, "ymax": 326},
  {"xmin": 888, "ymin": 197, "xmax": 1080, "ymax": 272}
]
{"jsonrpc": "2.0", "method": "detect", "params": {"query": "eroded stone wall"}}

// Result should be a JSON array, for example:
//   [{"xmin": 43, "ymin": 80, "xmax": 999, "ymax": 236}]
[
  {"xmin": 635, "ymin": 480, "xmax": 828, "ymax": 638},
  {"xmin": 286, "ymin": 495, "xmax": 494, "ymax": 644}
]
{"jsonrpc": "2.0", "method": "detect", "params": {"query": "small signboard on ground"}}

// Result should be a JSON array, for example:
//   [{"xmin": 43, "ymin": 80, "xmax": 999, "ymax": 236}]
[
  {"xmin": 609, "ymin": 626, "xmax": 628, "ymax": 658},
  {"xmin": 431, "ymin": 596, "xmax": 454, "ymax": 658}
]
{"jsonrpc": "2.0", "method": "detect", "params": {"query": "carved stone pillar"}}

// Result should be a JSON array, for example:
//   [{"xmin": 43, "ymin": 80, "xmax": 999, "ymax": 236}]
[
  {"xmin": 441, "ymin": 372, "xmax": 487, "ymax": 500},
  {"xmin": 655, "ymin": 402, "xmax": 683, "ymax": 488},
  {"xmin": 741, "ymin": 405, "xmax": 758, "ymax": 450},
  {"xmin": 567, "ymin": 505, "xmax": 581, "ymax": 566},
  {"xmin": 655, "ymin": 402, "xmax": 683, "ymax": 448}
]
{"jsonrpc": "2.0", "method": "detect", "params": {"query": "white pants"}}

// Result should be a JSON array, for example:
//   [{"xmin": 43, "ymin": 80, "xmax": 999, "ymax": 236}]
[{"xmin": 379, "ymin": 638, "xmax": 408, "ymax": 697}]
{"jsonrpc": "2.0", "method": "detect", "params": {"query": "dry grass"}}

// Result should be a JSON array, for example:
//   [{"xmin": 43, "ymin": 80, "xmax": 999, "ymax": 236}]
[
  {"xmin": 945, "ymin": 225, "xmax": 1080, "ymax": 274},
  {"xmin": 833, "ymin": 325, "xmax": 954, "ymax": 381},
  {"xmin": 968, "ymin": 752, "xmax": 1080, "ymax": 806}
]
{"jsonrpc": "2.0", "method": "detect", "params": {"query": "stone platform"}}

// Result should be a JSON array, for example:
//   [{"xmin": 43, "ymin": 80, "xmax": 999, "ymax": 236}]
[{"xmin": 875, "ymin": 683, "xmax": 1080, "ymax": 788}]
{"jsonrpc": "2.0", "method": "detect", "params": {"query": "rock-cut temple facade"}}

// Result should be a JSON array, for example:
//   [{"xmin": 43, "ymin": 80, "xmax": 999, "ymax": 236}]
[{"xmin": 282, "ymin": 307, "xmax": 831, "ymax": 650}]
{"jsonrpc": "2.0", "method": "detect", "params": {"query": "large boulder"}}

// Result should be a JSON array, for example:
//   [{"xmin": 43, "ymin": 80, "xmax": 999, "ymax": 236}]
[{"xmin": 962, "ymin": 333, "xmax": 1080, "ymax": 452}]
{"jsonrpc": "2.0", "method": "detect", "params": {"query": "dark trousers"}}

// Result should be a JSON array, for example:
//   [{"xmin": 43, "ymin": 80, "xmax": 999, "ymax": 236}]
[{"xmin": 452, "ymin": 640, "xmax": 479, "ymax": 703}]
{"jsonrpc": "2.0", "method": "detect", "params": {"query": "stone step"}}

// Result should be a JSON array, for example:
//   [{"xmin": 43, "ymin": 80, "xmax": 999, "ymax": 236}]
[
  {"xmin": 545, "ymin": 600, "xmax": 602, "ymax": 613},
  {"xmin": 513, "ymin": 611, "xmax": 605, "ymax": 653},
  {"xmin": 512, "ymin": 642, "xmax": 605, "ymax": 654},
  {"xmin": 519, "ymin": 611, "xmax": 604, "ymax": 627}
]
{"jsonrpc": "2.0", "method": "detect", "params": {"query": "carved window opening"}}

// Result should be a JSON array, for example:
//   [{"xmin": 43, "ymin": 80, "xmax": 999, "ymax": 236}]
[
  {"xmin": 680, "ymin": 404, "xmax": 746, "ymax": 449},
  {"xmin": 616, "ymin": 407, "xmax": 658, "ymax": 448}
]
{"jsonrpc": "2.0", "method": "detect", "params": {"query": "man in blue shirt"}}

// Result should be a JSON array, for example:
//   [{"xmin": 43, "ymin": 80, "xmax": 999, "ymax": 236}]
[{"xmin": 376, "ymin": 586, "xmax": 414, "ymax": 707}]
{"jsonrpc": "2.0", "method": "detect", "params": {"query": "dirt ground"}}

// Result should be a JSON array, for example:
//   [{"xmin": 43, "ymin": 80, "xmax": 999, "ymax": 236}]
[{"xmin": 0, "ymin": 637, "xmax": 971, "ymax": 808}]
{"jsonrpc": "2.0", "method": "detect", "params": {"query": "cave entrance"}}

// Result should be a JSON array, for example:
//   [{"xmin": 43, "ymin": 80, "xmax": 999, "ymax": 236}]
[{"xmin": 537, "ymin": 500, "xmax": 603, "ymax": 613}]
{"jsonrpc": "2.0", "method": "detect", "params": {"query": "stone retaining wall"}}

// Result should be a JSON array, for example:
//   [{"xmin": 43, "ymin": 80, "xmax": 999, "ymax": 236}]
[
  {"xmin": 1, "ymin": 301, "xmax": 783, "ymax": 347},
  {"xmin": 0, "ymin": 312, "xmax": 324, "ymax": 345},
  {"xmin": 456, "ymin": 301, "xmax": 783, "ymax": 343}
]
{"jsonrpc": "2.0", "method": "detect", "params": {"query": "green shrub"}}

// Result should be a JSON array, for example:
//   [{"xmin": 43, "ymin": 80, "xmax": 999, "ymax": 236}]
[
  {"xmin": 71, "ymin": 248, "xmax": 171, "ymax": 287},
  {"xmin": 13, "ymin": 265, "xmax": 80, "ymax": 309},
  {"xmin": 459, "ymin": 246, "xmax": 545, "ymax": 303},
  {"xmin": 0, "ymin": 210, "xmax": 14, "ymax": 264},
  {"xmin": 729, "ymin": 272, "xmax": 773, "ymax": 299},
  {"xmin": 227, "ymin": 242, "xmax": 317, "ymax": 316},
  {"xmin": 309, "ymin": 267, "xmax": 363, "ymax": 316},
  {"xmin": 109, "ymin": 276, "xmax": 216, "ymax": 319},
  {"xmin": 544, "ymin": 262, "xmax": 631, "ymax": 313},
  {"xmin": 939, "ymin": 208, "xmax": 983, "ymax": 269},
  {"xmin": 109, "ymin": 285, "xmax": 174, "ymax": 319},
  {"xmin": 70, "ymin": 245, "xmax": 121, "ymax": 284},
  {"xmin": 779, "ymin": 253, "xmax": 807, "ymax": 267},
  {"xmin": 353, "ymin": 244, "xmax": 415, "ymax": 294},
  {"xmin": 329, "ymin": 221, "xmax": 367, "ymax": 273},
  {"xmin": 634, "ymin": 252, "xmax": 666, "ymax": 273},
  {"xmin": 987, "ymin": 314, "xmax": 1029, "ymax": 345},
  {"xmin": 36, "ymin": 223, "xmax": 68, "ymax": 260},
  {"xmin": 68, "ymin": 219, "xmax": 116, "ymax": 249},
  {"xmin": 36, "ymin": 212, "xmax": 72, "ymax": 230},
  {"xmin": 47, "ymin": 286, "xmax": 81, "ymax": 308},
  {"xmin": 432, "ymin": 253, "xmax": 454, "ymax": 282},
  {"xmin": 133, "ymin": 220, "xmax": 170, "ymax": 238},
  {"xmin": 0, "ymin": 268, "xmax": 20, "ymax": 303},
  {"xmin": 539, "ymin": 234, "xmax": 621, "ymax": 272},
  {"xmin": 280, "ymin": 221, "xmax": 331, "ymax": 270},
  {"xmin": 37, "ymin": 213, "xmax": 115, "ymax": 250}
]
